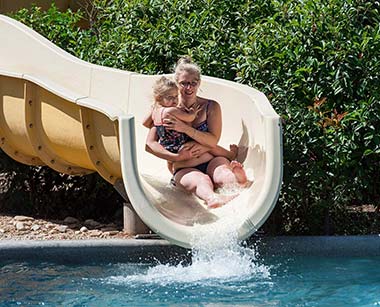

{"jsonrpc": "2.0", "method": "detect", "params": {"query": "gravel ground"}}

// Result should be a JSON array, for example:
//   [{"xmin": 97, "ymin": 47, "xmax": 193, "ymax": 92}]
[{"xmin": 0, "ymin": 214, "xmax": 133, "ymax": 241}]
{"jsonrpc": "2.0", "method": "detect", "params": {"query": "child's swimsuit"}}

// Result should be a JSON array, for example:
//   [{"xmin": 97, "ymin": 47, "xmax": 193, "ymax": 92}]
[
  {"xmin": 156, "ymin": 125, "xmax": 188, "ymax": 153},
  {"xmin": 154, "ymin": 108, "xmax": 188, "ymax": 153}
]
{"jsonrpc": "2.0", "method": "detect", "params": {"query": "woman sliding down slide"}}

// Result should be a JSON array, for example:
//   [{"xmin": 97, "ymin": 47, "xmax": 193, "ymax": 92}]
[{"xmin": 144, "ymin": 57, "xmax": 249, "ymax": 209}]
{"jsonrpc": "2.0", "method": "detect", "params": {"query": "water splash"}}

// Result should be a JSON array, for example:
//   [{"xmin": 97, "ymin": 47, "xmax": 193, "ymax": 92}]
[
  {"xmin": 105, "ymin": 215, "xmax": 270, "ymax": 286},
  {"xmin": 106, "ymin": 172, "xmax": 268, "ymax": 286}
]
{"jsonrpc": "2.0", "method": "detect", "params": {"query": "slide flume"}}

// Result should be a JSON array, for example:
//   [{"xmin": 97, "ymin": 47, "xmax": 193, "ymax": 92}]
[{"xmin": 0, "ymin": 15, "xmax": 282, "ymax": 248}]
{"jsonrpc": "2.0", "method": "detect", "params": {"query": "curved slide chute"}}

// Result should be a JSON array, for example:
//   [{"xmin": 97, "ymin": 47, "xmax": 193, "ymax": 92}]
[{"xmin": 0, "ymin": 15, "xmax": 282, "ymax": 248}]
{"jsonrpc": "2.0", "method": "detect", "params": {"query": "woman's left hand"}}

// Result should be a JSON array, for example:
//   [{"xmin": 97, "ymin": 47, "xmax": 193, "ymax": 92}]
[
  {"xmin": 180, "ymin": 141, "xmax": 210, "ymax": 157},
  {"xmin": 163, "ymin": 115, "xmax": 189, "ymax": 133}
]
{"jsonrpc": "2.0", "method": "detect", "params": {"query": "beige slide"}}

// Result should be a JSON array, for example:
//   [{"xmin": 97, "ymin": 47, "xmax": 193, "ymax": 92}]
[{"xmin": 0, "ymin": 15, "xmax": 282, "ymax": 248}]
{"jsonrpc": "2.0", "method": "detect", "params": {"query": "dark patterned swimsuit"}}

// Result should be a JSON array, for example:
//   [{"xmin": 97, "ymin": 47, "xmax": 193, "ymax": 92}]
[
  {"xmin": 154, "ymin": 108, "xmax": 188, "ymax": 153},
  {"xmin": 155, "ymin": 126, "xmax": 188, "ymax": 153},
  {"xmin": 172, "ymin": 100, "xmax": 212, "ymax": 178}
]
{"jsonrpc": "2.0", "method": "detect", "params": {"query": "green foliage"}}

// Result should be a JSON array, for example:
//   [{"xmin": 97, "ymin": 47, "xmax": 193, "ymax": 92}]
[{"xmin": 3, "ymin": 0, "xmax": 380, "ymax": 233}]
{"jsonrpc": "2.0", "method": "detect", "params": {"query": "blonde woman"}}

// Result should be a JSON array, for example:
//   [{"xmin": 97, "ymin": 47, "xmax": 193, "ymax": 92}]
[{"xmin": 145, "ymin": 57, "xmax": 248, "ymax": 208}]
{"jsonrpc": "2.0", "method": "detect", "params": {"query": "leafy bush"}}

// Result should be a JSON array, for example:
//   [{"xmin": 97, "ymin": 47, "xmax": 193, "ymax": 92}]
[{"xmin": 3, "ymin": 0, "xmax": 379, "ymax": 233}]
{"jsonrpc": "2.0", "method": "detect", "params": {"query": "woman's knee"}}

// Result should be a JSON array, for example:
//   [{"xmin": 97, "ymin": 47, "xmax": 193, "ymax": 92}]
[{"xmin": 210, "ymin": 156, "xmax": 229, "ymax": 164}]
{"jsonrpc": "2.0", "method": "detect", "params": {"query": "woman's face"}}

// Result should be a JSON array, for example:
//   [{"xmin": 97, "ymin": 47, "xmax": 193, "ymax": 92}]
[{"xmin": 177, "ymin": 71, "xmax": 200, "ymax": 101}]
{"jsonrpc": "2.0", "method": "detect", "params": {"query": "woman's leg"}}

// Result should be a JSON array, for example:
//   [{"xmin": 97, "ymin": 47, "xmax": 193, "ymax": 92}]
[
  {"xmin": 206, "ymin": 156, "xmax": 248, "ymax": 188},
  {"xmin": 174, "ymin": 168, "xmax": 236, "ymax": 208}
]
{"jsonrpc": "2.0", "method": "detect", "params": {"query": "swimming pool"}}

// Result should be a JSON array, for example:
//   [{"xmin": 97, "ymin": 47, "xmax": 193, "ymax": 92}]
[{"xmin": 1, "ymin": 237, "xmax": 380, "ymax": 306}]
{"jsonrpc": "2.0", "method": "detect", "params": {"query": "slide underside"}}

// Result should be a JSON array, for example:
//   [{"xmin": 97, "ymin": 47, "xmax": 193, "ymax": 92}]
[{"xmin": 0, "ymin": 15, "xmax": 282, "ymax": 248}]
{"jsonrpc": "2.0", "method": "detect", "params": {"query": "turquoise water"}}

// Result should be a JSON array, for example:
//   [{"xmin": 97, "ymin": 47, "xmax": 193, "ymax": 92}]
[{"xmin": 1, "ymin": 254, "xmax": 380, "ymax": 306}]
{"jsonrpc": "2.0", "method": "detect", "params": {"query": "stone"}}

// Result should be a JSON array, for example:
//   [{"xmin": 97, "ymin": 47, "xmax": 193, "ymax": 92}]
[
  {"xmin": 31, "ymin": 225, "xmax": 40, "ymax": 231},
  {"xmin": 80, "ymin": 226, "xmax": 88, "ymax": 233},
  {"xmin": 107, "ymin": 230, "xmax": 119, "ymax": 236},
  {"xmin": 63, "ymin": 217, "xmax": 80, "ymax": 224},
  {"xmin": 0, "ymin": 228, "xmax": 5, "ymax": 233},
  {"xmin": 84, "ymin": 219, "xmax": 101, "ymax": 229},
  {"xmin": 14, "ymin": 215, "xmax": 34, "ymax": 222},
  {"xmin": 89, "ymin": 230, "xmax": 102, "ymax": 237},
  {"xmin": 57, "ymin": 225, "xmax": 68, "ymax": 233},
  {"xmin": 101, "ymin": 227, "xmax": 118, "ymax": 232},
  {"xmin": 15, "ymin": 222, "xmax": 26, "ymax": 231}
]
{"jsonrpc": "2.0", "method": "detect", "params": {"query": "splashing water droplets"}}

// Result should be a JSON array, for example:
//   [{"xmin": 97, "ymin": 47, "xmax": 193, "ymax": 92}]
[{"xmin": 105, "ymin": 216, "xmax": 270, "ymax": 287}]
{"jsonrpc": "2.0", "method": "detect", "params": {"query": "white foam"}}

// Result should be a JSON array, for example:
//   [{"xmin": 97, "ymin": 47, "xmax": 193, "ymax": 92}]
[
  {"xmin": 104, "ymin": 215, "xmax": 270, "ymax": 286},
  {"xmin": 104, "ymin": 180, "xmax": 269, "ymax": 286}
]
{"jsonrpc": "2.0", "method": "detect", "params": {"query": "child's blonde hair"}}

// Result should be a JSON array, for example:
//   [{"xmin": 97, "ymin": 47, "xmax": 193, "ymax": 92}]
[{"xmin": 153, "ymin": 76, "xmax": 178, "ymax": 106}]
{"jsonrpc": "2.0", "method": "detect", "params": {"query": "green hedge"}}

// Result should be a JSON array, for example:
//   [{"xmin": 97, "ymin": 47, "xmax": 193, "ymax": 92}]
[{"xmin": 3, "ymin": 0, "xmax": 379, "ymax": 233}]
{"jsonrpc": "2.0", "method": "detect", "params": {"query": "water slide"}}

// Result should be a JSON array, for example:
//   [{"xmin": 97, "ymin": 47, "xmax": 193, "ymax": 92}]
[{"xmin": 0, "ymin": 15, "xmax": 282, "ymax": 248}]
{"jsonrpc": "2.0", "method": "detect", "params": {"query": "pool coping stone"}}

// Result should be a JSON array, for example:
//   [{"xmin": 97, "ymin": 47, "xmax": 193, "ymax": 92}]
[{"xmin": 1, "ymin": 235, "xmax": 379, "ymax": 263}]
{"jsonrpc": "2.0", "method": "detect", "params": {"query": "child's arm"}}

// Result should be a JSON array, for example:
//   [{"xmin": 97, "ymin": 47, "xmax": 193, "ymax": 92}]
[{"xmin": 142, "ymin": 110, "xmax": 153, "ymax": 128}]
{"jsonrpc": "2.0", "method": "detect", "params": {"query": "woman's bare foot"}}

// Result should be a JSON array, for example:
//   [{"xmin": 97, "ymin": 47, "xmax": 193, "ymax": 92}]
[
  {"xmin": 206, "ymin": 194, "xmax": 238, "ymax": 209},
  {"xmin": 229, "ymin": 144, "xmax": 239, "ymax": 160},
  {"xmin": 230, "ymin": 160, "xmax": 248, "ymax": 185}
]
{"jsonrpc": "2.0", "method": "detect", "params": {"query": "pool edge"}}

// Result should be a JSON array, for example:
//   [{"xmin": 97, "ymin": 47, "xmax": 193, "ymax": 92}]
[{"xmin": 1, "ymin": 235, "xmax": 380, "ymax": 263}]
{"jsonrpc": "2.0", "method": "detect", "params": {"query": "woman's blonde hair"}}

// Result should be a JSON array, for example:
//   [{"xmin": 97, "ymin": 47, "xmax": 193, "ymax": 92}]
[
  {"xmin": 152, "ymin": 76, "xmax": 178, "ymax": 105},
  {"xmin": 174, "ymin": 56, "xmax": 201, "ymax": 83}
]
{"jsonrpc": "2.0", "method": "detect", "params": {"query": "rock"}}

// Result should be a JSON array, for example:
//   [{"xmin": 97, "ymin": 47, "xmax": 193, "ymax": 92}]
[
  {"xmin": 80, "ymin": 226, "xmax": 88, "ymax": 233},
  {"xmin": 89, "ymin": 230, "xmax": 102, "ymax": 237},
  {"xmin": 57, "ymin": 225, "xmax": 68, "ymax": 233},
  {"xmin": 14, "ymin": 215, "xmax": 34, "ymax": 222},
  {"xmin": 15, "ymin": 222, "xmax": 26, "ymax": 231},
  {"xmin": 101, "ymin": 227, "xmax": 118, "ymax": 232},
  {"xmin": 63, "ymin": 217, "xmax": 80, "ymax": 224},
  {"xmin": 84, "ymin": 219, "xmax": 101, "ymax": 229},
  {"xmin": 31, "ymin": 225, "xmax": 40, "ymax": 231},
  {"xmin": 0, "ymin": 228, "xmax": 5, "ymax": 233},
  {"xmin": 107, "ymin": 230, "xmax": 119, "ymax": 236}
]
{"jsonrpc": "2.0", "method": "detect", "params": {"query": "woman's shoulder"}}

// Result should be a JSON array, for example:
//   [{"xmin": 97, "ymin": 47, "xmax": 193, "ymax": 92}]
[{"xmin": 197, "ymin": 97, "xmax": 220, "ymax": 109}]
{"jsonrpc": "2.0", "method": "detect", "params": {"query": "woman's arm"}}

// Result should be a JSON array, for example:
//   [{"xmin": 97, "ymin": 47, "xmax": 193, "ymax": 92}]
[
  {"xmin": 142, "ymin": 110, "xmax": 153, "ymax": 128},
  {"xmin": 182, "ymin": 141, "xmax": 237, "ymax": 160},
  {"xmin": 163, "ymin": 100, "xmax": 222, "ymax": 148},
  {"xmin": 145, "ymin": 126, "xmax": 195, "ymax": 162}
]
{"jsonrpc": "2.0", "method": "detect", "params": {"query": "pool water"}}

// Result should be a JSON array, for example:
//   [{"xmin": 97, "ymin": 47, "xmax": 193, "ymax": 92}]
[{"xmin": 1, "ymin": 253, "xmax": 380, "ymax": 306}]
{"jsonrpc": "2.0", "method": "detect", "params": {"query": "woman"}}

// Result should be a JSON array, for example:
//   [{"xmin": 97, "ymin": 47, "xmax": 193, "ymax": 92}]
[{"xmin": 146, "ymin": 57, "xmax": 248, "ymax": 208}]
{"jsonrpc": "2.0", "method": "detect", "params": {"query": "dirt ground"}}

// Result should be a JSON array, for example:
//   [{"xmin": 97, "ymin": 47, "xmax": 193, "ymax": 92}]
[{"xmin": 0, "ymin": 214, "xmax": 133, "ymax": 241}]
